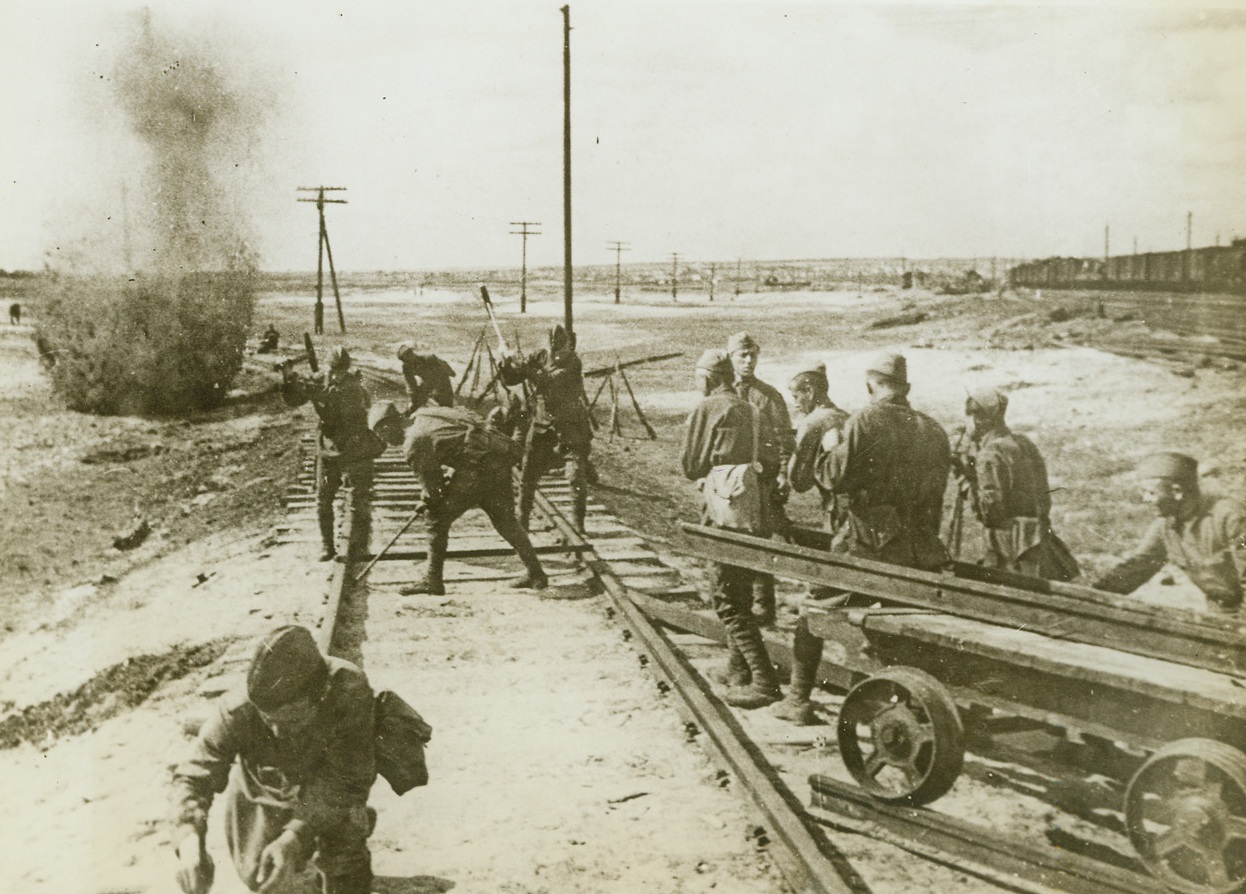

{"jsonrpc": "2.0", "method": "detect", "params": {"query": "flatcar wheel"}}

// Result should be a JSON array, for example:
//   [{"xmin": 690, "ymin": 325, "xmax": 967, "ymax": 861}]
[
  {"xmin": 836, "ymin": 666, "xmax": 964, "ymax": 806},
  {"xmin": 1126, "ymin": 738, "xmax": 1246, "ymax": 894}
]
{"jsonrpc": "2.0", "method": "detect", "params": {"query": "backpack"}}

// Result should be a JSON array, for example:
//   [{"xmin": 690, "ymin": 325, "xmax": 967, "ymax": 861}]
[
  {"xmin": 698, "ymin": 404, "xmax": 764, "ymax": 533},
  {"xmin": 373, "ymin": 690, "xmax": 433, "ymax": 795}
]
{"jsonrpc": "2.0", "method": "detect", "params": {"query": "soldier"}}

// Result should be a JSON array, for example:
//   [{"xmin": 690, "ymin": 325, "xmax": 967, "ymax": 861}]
[
  {"xmin": 727, "ymin": 332, "xmax": 795, "ymax": 626},
  {"xmin": 498, "ymin": 325, "xmax": 593, "ymax": 534},
  {"xmin": 961, "ymin": 387, "xmax": 1079, "ymax": 580},
  {"xmin": 170, "ymin": 625, "xmax": 377, "ymax": 894},
  {"xmin": 371, "ymin": 401, "xmax": 548, "ymax": 595},
  {"xmin": 282, "ymin": 347, "xmax": 381, "ymax": 562},
  {"xmin": 257, "ymin": 324, "xmax": 279, "ymax": 354},
  {"xmin": 1093, "ymin": 452, "xmax": 1246, "ymax": 613},
  {"xmin": 9, "ymin": 301, "xmax": 21, "ymax": 325},
  {"xmin": 396, "ymin": 343, "xmax": 456, "ymax": 413},
  {"xmin": 682, "ymin": 349, "xmax": 783, "ymax": 709},
  {"xmin": 787, "ymin": 361, "xmax": 849, "ymax": 527},
  {"xmin": 775, "ymin": 352, "xmax": 951, "ymax": 724}
]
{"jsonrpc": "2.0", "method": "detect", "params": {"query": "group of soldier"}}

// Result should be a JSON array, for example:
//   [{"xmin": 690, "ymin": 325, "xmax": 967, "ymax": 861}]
[
  {"xmin": 682, "ymin": 331, "xmax": 1246, "ymax": 725},
  {"xmin": 168, "ymin": 323, "xmax": 1243, "ymax": 894}
]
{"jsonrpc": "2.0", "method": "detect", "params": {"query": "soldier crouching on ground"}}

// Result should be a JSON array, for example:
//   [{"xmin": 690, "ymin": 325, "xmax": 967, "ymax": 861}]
[
  {"xmin": 498, "ymin": 325, "xmax": 593, "ymax": 534},
  {"xmin": 170, "ymin": 625, "xmax": 377, "ymax": 894},
  {"xmin": 961, "ymin": 387, "xmax": 1079, "ymax": 580},
  {"xmin": 727, "ymin": 332, "xmax": 795, "ymax": 627},
  {"xmin": 1093, "ymin": 452, "xmax": 1246, "ymax": 614},
  {"xmin": 396, "ymin": 343, "xmax": 456, "ymax": 413},
  {"xmin": 282, "ymin": 347, "xmax": 382, "ymax": 562},
  {"xmin": 257, "ymin": 324, "xmax": 279, "ymax": 354},
  {"xmin": 682, "ymin": 349, "xmax": 784, "ymax": 709},
  {"xmin": 775, "ymin": 352, "xmax": 951, "ymax": 725},
  {"xmin": 371, "ymin": 401, "xmax": 548, "ymax": 595}
]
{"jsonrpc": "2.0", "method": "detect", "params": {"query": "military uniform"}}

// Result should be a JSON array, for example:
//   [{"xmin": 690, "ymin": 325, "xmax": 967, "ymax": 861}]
[
  {"xmin": 729, "ymin": 333, "xmax": 796, "ymax": 625},
  {"xmin": 789, "ymin": 403, "xmax": 849, "ymax": 523},
  {"xmin": 971, "ymin": 426, "xmax": 1078, "ymax": 580},
  {"xmin": 1095, "ymin": 493, "xmax": 1246, "ymax": 612},
  {"xmin": 819, "ymin": 392, "xmax": 951, "ymax": 570},
  {"xmin": 282, "ymin": 361, "xmax": 379, "ymax": 561},
  {"xmin": 682, "ymin": 350, "xmax": 782, "ymax": 707},
  {"xmin": 777, "ymin": 353, "xmax": 949, "ymax": 725},
  {"xmin": 171, "ymin": 627, "xmax": 377, "ymax": 894},
  {"xmin": 398, "ymin": 405, "xmax": 546, "ymax": 595},
  {"xmin": 397, "ymin": 345, "xmax": 456, "ymax": 413},
  {"xmin": 499, "ymin": 328, "xmax": 593, "ymax": 533}
]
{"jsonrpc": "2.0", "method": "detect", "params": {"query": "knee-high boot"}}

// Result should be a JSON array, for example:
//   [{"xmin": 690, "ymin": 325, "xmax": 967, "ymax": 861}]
[
  {"xmin": 722, "ymin": 620, "xmax": 781, "ymax": 709},
  {"xmin": 773, "ymin": 618, "xmax": 822, "ymax": 724}
]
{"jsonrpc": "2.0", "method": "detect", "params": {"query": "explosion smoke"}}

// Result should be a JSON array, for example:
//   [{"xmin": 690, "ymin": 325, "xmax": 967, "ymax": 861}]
[{"xmin": 35, "ymin": 11, "xmax": 271, "ymax": 415}]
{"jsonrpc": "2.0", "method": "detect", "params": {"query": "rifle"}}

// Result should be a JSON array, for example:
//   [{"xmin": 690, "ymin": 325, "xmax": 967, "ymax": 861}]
[
  {"xmin": 477, "ymin": 285, "xmax": 509, "ymax": 355},
  {"xmin": 946, "ymin": 427, "xmax": 976, "ymax": 558},
  {"xmin": 271, "ymin": 332, "xmax": 321, "ymax": 374}
]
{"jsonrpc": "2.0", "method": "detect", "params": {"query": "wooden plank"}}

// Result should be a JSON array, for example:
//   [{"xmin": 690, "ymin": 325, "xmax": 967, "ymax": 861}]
[{"xmin": 680, "ymin": 523, "xmax": 1246, "ymax": 675}]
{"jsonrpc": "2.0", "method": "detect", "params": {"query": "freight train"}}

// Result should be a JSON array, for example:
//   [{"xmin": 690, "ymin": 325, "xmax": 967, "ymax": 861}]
[{"xmin": 1010, "ymin": 239, "xmax": 1246, "ymax": 294}]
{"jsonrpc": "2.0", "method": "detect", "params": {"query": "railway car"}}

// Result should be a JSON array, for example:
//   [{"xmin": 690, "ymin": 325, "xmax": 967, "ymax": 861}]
[
  {"xmin": 1010, "ymin": 242, "xmax": 1246, "ymax": 294},
  {"xmin": 680, "ymin": 521, "xmax": 1246, "ymax": 894}
]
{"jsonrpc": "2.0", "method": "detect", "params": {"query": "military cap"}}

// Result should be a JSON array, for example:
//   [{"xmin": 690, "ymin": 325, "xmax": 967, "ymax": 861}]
[
  {"xmin": 865, "ymin": 351, "xmax": 907, "ymax": 384},
  {"xmin": 246, "ymin": 625, "xmax": 328, "ymax": 712},
  {"xmin": 549, "ymin": 325, "xmax": 571, "ymax": 354},
  {"xmin": 328, "ymin": 345, "xmax": 352, "ymax": 371},
  {"xmin": 696, "ymin": 348, "xmax": 733, "ymax": 378},
  {"xmin": 727, "ymin": 332, "xmax": 760, "ymax": 354},
  {"xmin": 1137, "ymin": 452, "xmax": 1199, "ymax": 486},
  {"xmin": 396, "ymin": 342, "xmax": 416, "ymax": 361},
  {"xmin": 965, "ymin": 386, "xmax": 1008, "ymax": 418},
  {"xmin": 368, "ymin": 400, "xmax": 402, "ymax": 430},
  {"xmin": 789, "ymin": 361, "xmax": 829, "ymax": 391}
]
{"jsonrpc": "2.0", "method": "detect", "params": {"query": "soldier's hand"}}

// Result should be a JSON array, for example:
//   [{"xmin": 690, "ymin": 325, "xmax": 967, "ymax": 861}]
[
  {"xmin": 256, "ymin": 830, "xmax": 300, "ymax": 893},
  {"xmin": 174, "ymin": 833, "xmax": 214, "ymax": 894},
  {"xmin": 775, "ymin": 473, "xmax": 791, "ymax": 504}
]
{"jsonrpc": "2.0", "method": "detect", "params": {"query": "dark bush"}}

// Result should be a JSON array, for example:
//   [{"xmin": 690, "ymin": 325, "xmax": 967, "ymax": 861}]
[{"xmin": 33, "ymin": 265, "xmax": 255, "ymax": 415}]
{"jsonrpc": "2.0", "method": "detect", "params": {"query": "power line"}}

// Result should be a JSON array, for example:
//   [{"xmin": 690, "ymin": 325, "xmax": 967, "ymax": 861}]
[
  {"xmin": 296, "ymin": 186, "xmax": 348, "ymax": 334},
  {"xmin": 607, "ymin": 241, "xmax": 630, "ymax": 304},
  {"xmin": 510, "ymin": 221, "xmax": 542, "ymax": 314}
]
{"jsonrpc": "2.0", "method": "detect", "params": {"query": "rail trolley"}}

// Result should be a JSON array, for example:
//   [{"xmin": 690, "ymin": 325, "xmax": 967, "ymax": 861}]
[{"xmin": 680, "ymin": 522, "xmax": 1246, "ymax": 894}]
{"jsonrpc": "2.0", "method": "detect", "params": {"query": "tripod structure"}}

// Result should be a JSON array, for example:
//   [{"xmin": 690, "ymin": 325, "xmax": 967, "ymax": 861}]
[{"xmin": 297, "ymin": 186, "xmax": 348, "ymax": 334}]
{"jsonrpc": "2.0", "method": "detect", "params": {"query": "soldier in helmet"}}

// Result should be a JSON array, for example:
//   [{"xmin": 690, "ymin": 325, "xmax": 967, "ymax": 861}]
[
  {"xmin": 681, "ymin": 349, "xmax": 783, "ymax": 709},
  {"xmin": 962, "ymin": 386, "xmax": 1079, "ymax": 580},
  {"xmin": 371, "ymin": 401, "xmax": 548, "ymax": 595},
  {"xmin": 775, "ymin": 352, "xmax": 951, "ymax": 725},
  {"xmin": 727, "ymin": 332, "xmax": 795, "ymax": 626},
  {"xmin": 498, "ymin": 324, "xmax": 593, "ymax": 533},
  {"xmin": 1094, "ymin": 452, "xmax": 1245, "ymax": 613},
  {"xmin": 395, "ymin": 343, "xmax": 456, "ymax": 414},
  {"xmin": 170, "ymin": 625, "xmax": 377, "ymax": 894},
  {"xmin": 282, "ymin": 346, "xmax": 382, "ymax": 562}
]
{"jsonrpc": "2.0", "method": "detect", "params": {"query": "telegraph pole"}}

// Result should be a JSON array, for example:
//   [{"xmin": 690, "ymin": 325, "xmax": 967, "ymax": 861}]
[
  {"xmin": 735, "ymin": 257, "xmax": 742, "ymax": 299},
  {"xmin": 669, "ymin": 252, "xmax": 680, "ymax": 302},
  {"xmin": 1186, "ymin": 211, "xmax": 1193, "ymax": 282},
  {"xmin": 708, "ymin": 262, "xmax": 716, "ymax": 302},
  {"xmin": 561, "ymin": 5, "xmax": 574, "ymax": 336},
  {"xmin": 297, "ymin": 186, "xmax": 348, "ymax": 334},
  {"xmin": 1104, "ymin": 224, "xmax": 1110, "ymax": 262},
  {"xmin": 510, "ymin": 221, "xmax": 542, "ymax": 313},
  {"xmin": 607, "ymin": 240, "xmax": 630, "ymax": 304}
]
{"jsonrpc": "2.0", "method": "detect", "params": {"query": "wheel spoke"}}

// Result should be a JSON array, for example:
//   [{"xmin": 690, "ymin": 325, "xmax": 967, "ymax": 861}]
[
  {"xmin": 863, "ymin": 750, "xmax": 889, "ymax": 779},
  {"xmin": 1225, "ymin": 817, "xmax": 1246, "ymax": 844},
  {"xmin": 1203, "ymin": 852, "xmax": 1231, "ymax": 888},
  {"xmin": 909, "ymin": 725, "xmax": 936, "ymax": 750},
  {"xmin": 1154, "ymin": 828, "xmax": 1191, "ymax": 858}
]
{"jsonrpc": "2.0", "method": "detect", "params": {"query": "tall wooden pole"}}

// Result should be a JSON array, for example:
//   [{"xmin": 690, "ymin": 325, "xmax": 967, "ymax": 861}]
[
  {"xmin": 315, "ymin": 202, "xmax": 325, "ymax": 334},
  {"xmin": 510, "ymin": 221, "xmax": 542, "ymax": 314},
  {"xmin": 670, "ymin": 252, "xmax": 680, "ymax": 302},
  {"xmin": 298, "ymin": 186, "xmax": 348, "ymax": 335},
  {"xmin": 561, "ymin": 5, "xmax": 573, "ymax": 337},
  {"xmin": 607, "ymin": 240, "xmax": 629, "ymax": 303}
]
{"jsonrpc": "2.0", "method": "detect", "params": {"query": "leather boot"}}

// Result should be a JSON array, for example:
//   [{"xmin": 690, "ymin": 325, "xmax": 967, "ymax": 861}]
[
  {"xmin": 400, "ymin": 546, "xmax": 445, "ymax": 596},
  {"xmin": 707, "ymin": 644, "xmax": 751, "ymax": 688},
  {"xmin": 752, "ymin": 575, "xmax": 777, "ymax": 627},
  {"xmin": 723, "ymin": 623, "xmax": 781, "ymax": 709},
  {"xmin": 773, "ymin": 620, "xmax": 822, "ymax": 725},
  {"xmin": 318, "ymin": 513, "xmax": 337, "ymax": 562},
  {"xmin": 508, "ymin": 570, "xmax": 549, "ymax": 590}
]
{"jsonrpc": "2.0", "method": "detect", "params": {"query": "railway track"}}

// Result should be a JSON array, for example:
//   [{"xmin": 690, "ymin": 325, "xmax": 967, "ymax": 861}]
[{"xmin": 254, "ymin": 358, "xmax": 1229, "ymax": 894}]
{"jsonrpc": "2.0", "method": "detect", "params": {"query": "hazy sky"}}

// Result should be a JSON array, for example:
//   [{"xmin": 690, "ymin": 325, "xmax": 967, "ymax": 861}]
[{"xmin": 2, "ymin": 0, "xmax": 1245, "ymax": 271}]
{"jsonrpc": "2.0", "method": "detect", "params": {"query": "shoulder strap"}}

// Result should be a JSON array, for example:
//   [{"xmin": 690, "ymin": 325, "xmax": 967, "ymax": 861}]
[{"xmin": 750, "ymin": 403, "xmax": 760, "ymax": 466}]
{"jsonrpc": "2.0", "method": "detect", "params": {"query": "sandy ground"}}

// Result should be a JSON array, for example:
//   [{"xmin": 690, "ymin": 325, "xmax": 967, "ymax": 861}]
[{"xmin": 1, "ymin": 284, "xmax": 1243, "ymax": 893}]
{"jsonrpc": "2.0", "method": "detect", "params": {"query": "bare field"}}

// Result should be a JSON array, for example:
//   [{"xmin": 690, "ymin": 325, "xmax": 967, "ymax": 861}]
[{"xmin": 0, "ymin": 283, "xmax": 1243, "ymax": 892}]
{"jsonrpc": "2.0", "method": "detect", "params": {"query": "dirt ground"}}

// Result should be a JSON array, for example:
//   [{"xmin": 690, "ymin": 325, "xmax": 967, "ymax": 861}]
[{"xmin": 1, "ymin": 282, "xmax": 1243, "ymax": 893}]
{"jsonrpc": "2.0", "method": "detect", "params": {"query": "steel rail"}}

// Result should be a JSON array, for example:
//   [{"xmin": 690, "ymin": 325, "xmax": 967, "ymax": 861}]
[
  {"xmin": 530, "ymin": 487, "xmax": 866, "ymax": 894},
  {"xmin": 808, "ymin": 775, "xmax": 1166, "ymax": 894},
  {"xmin": 679, "ymin": 523, "xmax": 1246, "ymax": 675}
]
